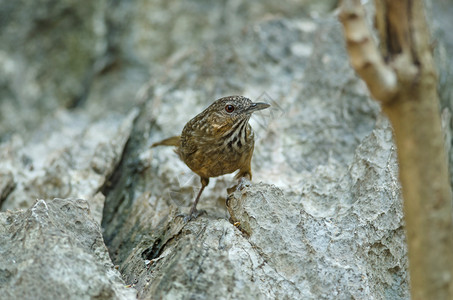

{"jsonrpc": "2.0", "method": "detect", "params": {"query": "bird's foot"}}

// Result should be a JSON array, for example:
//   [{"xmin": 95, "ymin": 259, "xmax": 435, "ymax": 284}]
[
  {"xmin": 227, "ymin": 177, "xmax": 252, "ymax": 194},
  {"xmin": 237, "ymin": 177, "xmax": 251, "ymax": 190},
  {"xmin": 176, "ymin": 208, "xmax": 206, "ymax": 223}
]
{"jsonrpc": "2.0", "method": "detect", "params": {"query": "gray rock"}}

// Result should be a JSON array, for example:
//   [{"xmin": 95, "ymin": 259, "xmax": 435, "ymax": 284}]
[
  {"xmin": 0, "ymin": 109, "xmax": 138, "ymax": 211},
  {"xmin": 0, "ymin": 198, "xmax": 136, "ymax": 300},
  {"xmin": 0, "ymin": 171, "xmax": 15, "ymax": 207},
  {"xmin": 0, "ymin": 0, "xmax": 108, "ymax": 138},
  {"xmin": 227, "ymin": 117, "xmax": 407, "ymax": 299},
  {"xmin": 101, "ymin": 15, "xmax": 409, "ymax": 300},
  {"xmin": 1, "ymin": 0, "xmax": 452, "ymax": 299}
]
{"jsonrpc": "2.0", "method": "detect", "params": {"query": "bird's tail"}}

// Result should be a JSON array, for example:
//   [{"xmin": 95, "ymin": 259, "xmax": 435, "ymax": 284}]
[{"xmin": 151, "ymin": 136, "xmax": 180, "ymax": 147}]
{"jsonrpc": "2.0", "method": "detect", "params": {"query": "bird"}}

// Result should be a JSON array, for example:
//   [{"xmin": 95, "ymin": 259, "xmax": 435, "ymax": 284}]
[{"xmin": 151, "ymin": 95, "xmax": 270, "ymax": 220}]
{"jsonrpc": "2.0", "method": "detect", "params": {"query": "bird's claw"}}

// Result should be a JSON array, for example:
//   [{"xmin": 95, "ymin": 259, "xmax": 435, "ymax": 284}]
[
  {"xmin": 176, "ymin": 209, "xmax": 206, "ymax": 223},
  {"xmin": 227, "ymin": 177, "xmax": 251, "ymax": 194},
  {"xmin": 237, "ymin": 177, "xmax": 251, "ymax": 191}
]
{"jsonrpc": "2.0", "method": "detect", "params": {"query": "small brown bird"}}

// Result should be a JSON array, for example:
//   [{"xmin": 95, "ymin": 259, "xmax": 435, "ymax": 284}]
[{"xmin": 152, "ymin": 96, "xmax": 270, "ymax": 220}]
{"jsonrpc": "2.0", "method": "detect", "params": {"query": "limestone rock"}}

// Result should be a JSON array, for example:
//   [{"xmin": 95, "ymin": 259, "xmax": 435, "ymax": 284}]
[
  {"xmin": 1, "ymin": 0, "xmax": 453, "ymax": 299},
  {"xmin": 0, "ymin": 109, "xmax": 138, "ymax": 211},
  {"xmin": 0, "ymin": 198, "xmax": 136, "ymax": 300}
]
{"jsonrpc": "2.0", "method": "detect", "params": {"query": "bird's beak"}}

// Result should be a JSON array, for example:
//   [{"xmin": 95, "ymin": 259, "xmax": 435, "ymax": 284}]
[{"xmin": 246, "ymin": 102, "xmax": 271, "ymax": 113}]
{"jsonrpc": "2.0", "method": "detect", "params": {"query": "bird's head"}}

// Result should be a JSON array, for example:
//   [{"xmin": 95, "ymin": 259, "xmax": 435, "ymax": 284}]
[{"xmin": 205, "ymin": 96, "xmax": 270, "ymax": 129}]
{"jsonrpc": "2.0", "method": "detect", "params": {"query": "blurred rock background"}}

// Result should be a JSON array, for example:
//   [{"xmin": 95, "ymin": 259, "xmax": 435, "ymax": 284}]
[{"xmin": 0, "ymin": 0, "xmax": 452, "ymax": 299}]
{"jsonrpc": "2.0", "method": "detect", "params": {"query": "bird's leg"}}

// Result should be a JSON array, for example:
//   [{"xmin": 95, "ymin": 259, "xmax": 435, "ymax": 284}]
[
  {"xmin": 187, "ymin": 177, "xmax": 209, "ymax": 220},
  {"xmin": 227, "ymin": 171, "xmax": 252, "ymax": 194},
  {"xmin": 176, "ymin": 177, "xmax": 209, "ymax": 222}
]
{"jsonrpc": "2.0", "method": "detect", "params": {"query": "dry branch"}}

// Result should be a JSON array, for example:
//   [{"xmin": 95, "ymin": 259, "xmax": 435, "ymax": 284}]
[
  {"xmin": 339, "ymin": 0, "xmax": 453, "ymax": 299},
  {"xmin": 339, "ymin": 0, "xmax": 397, "ymax": 102}
]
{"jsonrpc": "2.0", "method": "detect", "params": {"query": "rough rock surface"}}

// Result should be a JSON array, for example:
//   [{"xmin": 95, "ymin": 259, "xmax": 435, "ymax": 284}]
[
  {"xmin": 0, "ymin": 108, "xmax": 137, "ymax": 212},
  {"xmin": 227, "ymin": 117, "xmax": 405, "ymax": 299},
  {"xmin": 0, "ymin": 198, "xmax": 136, "ymax": 300},
  {"xmin": 101, "ymin": 16, "xmax": 408, "ymax": 300},
  {"xmin": 0, "ymin": 0, "xmax": 452, "ymax": 299}
]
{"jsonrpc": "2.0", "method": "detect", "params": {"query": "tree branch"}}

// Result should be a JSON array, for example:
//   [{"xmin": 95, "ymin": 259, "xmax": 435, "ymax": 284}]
[
  {"xmin": 339, "ymin": 0, "xmax": 397, "ymax": 102},
  {"xmin": 339, "ymin": 0, "xmax": 453, "ymax": 299}
]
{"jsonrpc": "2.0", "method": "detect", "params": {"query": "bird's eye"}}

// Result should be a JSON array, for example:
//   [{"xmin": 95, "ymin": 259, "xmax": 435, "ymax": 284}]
[{"xmin": 225, "ymin": 105, "xmax": 235, "ymax": 113}]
